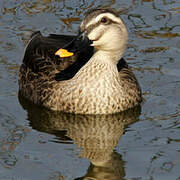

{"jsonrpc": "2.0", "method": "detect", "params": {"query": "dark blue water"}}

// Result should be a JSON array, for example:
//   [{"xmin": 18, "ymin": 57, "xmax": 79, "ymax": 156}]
[{"xmin": 0, "ymin": 0, "xmax": 180, "ymax": 179}]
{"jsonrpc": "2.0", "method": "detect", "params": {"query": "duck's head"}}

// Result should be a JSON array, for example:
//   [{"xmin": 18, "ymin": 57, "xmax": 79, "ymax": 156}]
[
  {"xmin": 56, "ymin": 9, "xmax": 128, "ymax": 60},
  {"xmin": 81, "ymin": 9, "xmax": 128, "ymax": 53}
]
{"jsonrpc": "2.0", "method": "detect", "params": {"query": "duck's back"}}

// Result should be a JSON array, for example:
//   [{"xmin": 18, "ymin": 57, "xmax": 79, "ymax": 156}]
[{"xmin": 19, "ymin": 32, "xmax": 93, "ymax": 104}]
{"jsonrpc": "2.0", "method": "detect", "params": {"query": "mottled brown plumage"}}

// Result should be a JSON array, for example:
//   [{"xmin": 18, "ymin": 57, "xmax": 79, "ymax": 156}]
[{"xmin": 19, "ymin": 9, "xmax": 142, "ymax": 114}]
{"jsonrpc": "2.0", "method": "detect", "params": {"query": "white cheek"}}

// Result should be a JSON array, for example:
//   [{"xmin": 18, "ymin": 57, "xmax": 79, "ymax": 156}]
[
  {"xmin": 88, "ymin": 26, "xmax": 103, "ymax": 41},
  {"xmin": 88, "ymin": 30, "xmax": 100, "ymax": 41},
  {"xmin": 88, "ymin": 31, "xmax": 96, "ymax": 41},
  {"xmin": 91, "ymin": 40, "xmax": 103, "ymax": 47},
  {"xmin": 91, "ymin": 26, "xmax": 128, "ymax": 50}
]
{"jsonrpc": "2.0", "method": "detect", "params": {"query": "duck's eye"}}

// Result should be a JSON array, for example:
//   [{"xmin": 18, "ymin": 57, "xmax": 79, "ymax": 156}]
[{"xmin": 100, "ymin": 17, "xmax": 108, "ymax": 24}]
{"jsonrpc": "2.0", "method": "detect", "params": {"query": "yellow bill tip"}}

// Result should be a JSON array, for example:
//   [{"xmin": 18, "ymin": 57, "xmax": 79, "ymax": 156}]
[{"xmin": 55, "ymin": 48, "xmax": 74, "ymax": 58}]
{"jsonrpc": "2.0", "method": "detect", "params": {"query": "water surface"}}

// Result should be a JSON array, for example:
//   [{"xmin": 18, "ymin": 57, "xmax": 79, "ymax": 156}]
[{"xmin": 0, "ymin": 0, "xmax": 180, "ymax": 179}]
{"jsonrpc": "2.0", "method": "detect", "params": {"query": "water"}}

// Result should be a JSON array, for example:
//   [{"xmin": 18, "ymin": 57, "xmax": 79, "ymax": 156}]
[{"xmin": 0, "ymin": 0, "xmax": 180, "ymax": 179}]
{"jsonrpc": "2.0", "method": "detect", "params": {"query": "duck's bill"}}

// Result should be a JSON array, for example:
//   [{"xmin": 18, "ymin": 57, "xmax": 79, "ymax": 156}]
[
  {"xmin": 55, "ymin": 49, "xmax": 74, "ymax": 57},
  {"xmin": 55, "ymin": 32, "xmax": 92, "ymax": 58}
]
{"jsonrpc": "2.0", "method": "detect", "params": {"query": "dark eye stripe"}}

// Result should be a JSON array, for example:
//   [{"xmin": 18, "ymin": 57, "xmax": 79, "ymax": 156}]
[
  {"xmin": 86, "ymin": 21, "xmax": 101, "ymax": 34},
  {"xmin": 86, "ymin": 17, "xmax": 119, "ymax": 35}
]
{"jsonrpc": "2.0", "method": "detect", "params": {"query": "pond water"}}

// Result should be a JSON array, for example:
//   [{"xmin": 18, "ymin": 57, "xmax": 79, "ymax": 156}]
[{"xmin": 0, "ymin": 0, "xmax": 180, "ymax": 179}]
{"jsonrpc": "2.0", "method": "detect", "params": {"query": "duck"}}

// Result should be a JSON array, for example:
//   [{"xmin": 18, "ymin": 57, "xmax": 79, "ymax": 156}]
[{"xmin": 19, "ymin": 8, "xmax": 142, "ymax": 114}]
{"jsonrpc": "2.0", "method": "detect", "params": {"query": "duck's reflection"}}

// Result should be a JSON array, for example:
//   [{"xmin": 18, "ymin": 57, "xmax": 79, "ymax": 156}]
[
  {"xmin": 19, "ymin": 94, "xmax": 141, "ymax": 180},
  {"xmin": 75, "ymin": 152, "xmax": 125, "ymax": 180}
]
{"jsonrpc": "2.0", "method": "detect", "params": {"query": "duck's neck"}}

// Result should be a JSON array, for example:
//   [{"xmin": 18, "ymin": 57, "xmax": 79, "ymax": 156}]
[
  {"xmin": 92, "ymin": 49, "xmax": 124, "ymax": 65},
  {"xmin": 74, "ymin": 50, "xmax": 123, "ymax": 82}
]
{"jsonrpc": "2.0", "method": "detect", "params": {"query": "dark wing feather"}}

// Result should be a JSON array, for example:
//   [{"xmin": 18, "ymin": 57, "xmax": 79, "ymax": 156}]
[
  {"xmin": 117, "ymin": 57, "xmax": 128, "ymax": 72},
  {"xmin": 22, "ymin": 31, "xmax": 94, "ymax": 81},
  {"xmin": 23, "ymin": 31, "xmax": 76, "ymax": 73},
  {"xmin": 55, "ymin": 41, "xmax": 94, "ymax": 81}
]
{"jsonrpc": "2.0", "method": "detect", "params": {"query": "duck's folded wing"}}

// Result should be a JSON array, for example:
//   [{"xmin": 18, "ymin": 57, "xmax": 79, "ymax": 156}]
[
  {"xmin": 22, "ymin": 31, "xmax": 94, "ymax": 81},
  {"xmin": 23, "ymin": 31, "xmax": 76, "ymax": 73}
]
